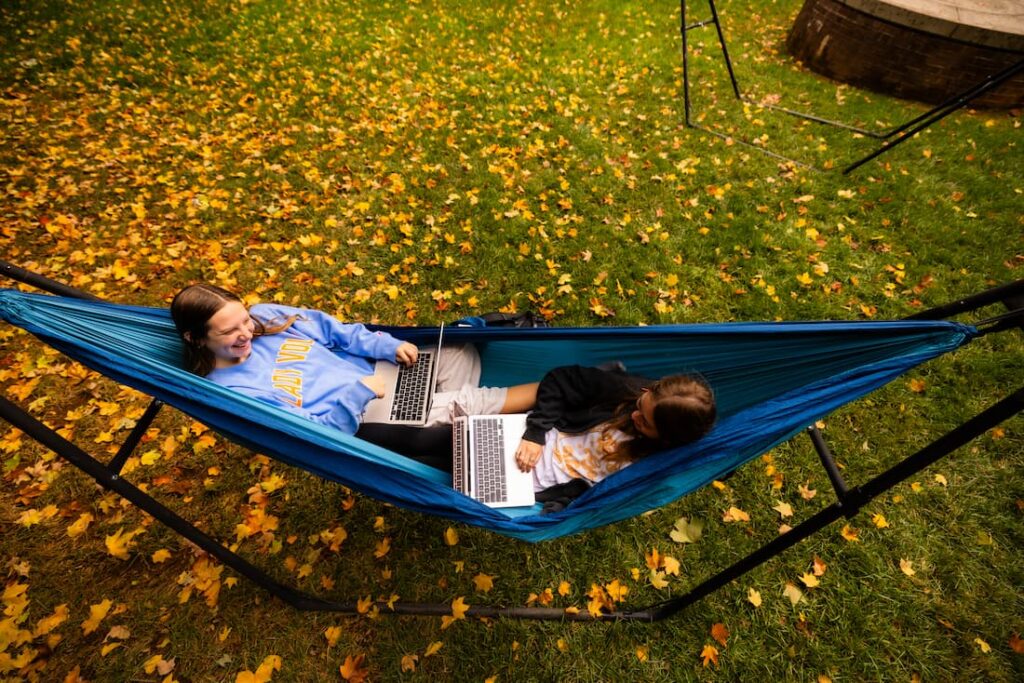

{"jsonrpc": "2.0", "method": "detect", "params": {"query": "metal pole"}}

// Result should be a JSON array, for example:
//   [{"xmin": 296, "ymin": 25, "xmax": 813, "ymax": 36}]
[
  {"xmin": 707, "ymin": 0, "xmax": 742, "ymax": 99},
  {"xmin": 842, "ymin": 59, "xmax": 1024, "ymax": 174},
  {"xmin": 0, "ymin": 259, "xmax": 102, "ymax": 301},
  {"xmin": 680, "ymin": 0, "xmax": 693, "ymax": 126},
  {"xmin": 906, "ymin": 278, "xmax": 1024, "ymax": 321}
]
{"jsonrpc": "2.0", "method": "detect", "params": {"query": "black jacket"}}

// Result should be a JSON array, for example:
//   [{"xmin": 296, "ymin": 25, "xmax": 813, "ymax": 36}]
[{"xmin": 522, "ymin": 365, "xmax": 652, "ymax": 444}]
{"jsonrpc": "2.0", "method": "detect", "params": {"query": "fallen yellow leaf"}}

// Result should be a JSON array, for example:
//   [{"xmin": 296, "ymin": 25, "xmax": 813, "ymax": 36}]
[
  {"xmin": 324, "ymin": 626, "xmax": 342, "ymax": 648},
  {"xmin": 473, "ymin": 573, "xmax": 494, "ymax": 594},
  {"xmin": 81, "ymin": 599, "xmax": 113, "ymax": 635},
  {"xmin": 783, "ymin": 582, "xmax": 803, "ymax": 605},
  {"xmin": 339, "ymin": 654, "xmax": 368, "ymax": 682},
  {"xmin": 799, "ymin": 572, "xmax": 820, "ymax": 588},
  {"xmin": 722, "ymin": 507, "xmax": 750, "ymax": 523}
]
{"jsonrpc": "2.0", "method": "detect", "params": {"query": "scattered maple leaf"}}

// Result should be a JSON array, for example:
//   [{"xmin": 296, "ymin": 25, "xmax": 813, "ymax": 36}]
[
  {"xmin": 872, "ymin": 513, "xmax": 889, "ymax": 529},
  {"xmin": 473, "ymin": 573, "xmax": 494, "ymax": 593},
  {"xmin": 974, "ymin": 638, "xmax": 991, "ymax": 654},
  {"xmin": 81, "ymin": 599, "xmax": 113, "ymax": 635},
  {"xmin": 604, "ymin": 579, "xmax": 628, "ymax": 602},
  {"xmin": 723, "ymin": 506, "xmax": 750, "ymax": 523},
  {"xmin": 236, "ymin": 655, "xmax": 281, "ymax": 683},
  {"xmin": 812, "ymin": 556, "xmax": 827, "ymax": 576},
  {"xmin": 783, "ymin": 582, "xmax": 804, "ymax": 605},
  {"xmin": 104, "ymin": 526, "xmax": 144, "ymax": 560},
  {"xmin": 700, "ymin": 643, "xmax": 719, "ymax": 668},
  {"xmin": 649, "ymin": 570, "xmax": 669, "ymax": 590},
  {"xmin": 324, "ymin": 626, "xmax": 342, "ymax": 648},
  {"xmin": 840, "ymin": 525, "xmax": 860, "ymax": 542},
  {"xmin": 670, "ymin": 516, "xmax": 703, "ymax": 543},
  {"xmin": 105, "ymin": 625, "xmax": 131, "ymax": 641},
  {"xmin": 444, "ymin": 527, "xmax": 459, "ymax": 546},
  {"xmin": 400, "ymin": 654, "xmax": 418, "ymax": 672},
  {"xmin": 1008, "ymin": 632, "xmax": 1024, "ymax": 654},
  {"xmin": 799, "ymin": 484, "xmax": 817, "ymax": 500},
  {"xmin": 773, "ymin": 501, "xmax": 793, "ymax": 518},
  {"xmin": 424, "ymin": 642, "xmax": 443, "ymax": 657},
  {"xmin": 636, "ymin": 645, "xmax": 649, "ymax": 662},
  {"xmin": 441, "ymin": 596, "xmax": 469, "ymax": 629},
  {"xmin": 934, "ymin": 473, "xmax": 948, "ymax": 487},
  {"xmin": 799, "ymin": 572, "xmax": 820, "ymax": 588},
  {"xmin": 662, "ymin": 556, "xmax": 680, "ymax": 576},
  {"xmin": 34, "ymin": 603, "xmax": 69, "ymax": 637},
  {"xmin": 67, "ymin": 512, "xmax": 94, "ymax": 538},
  {"xmin": 151, "ymin": 549, "xmax": 172, "ymax": 563},
  {"xmin": 645, "ymin": 548, "xmax": 662, "ymax": 571},
  {"xmin": 339, "ymin": 654, "xmax": 368, "ymax": 682},
  {"xmin": 900, "ymin": 559, "xmax": 916, "ymax": 576},
  {"xmin": 143, "ymin": 654, "xmax": 175, "ymax": 676},
  {"xmin": 747, "ymin": 587, "xmax": 762, "ymax": 608},
  {"xmin": 711, "ymin": 622, "xmax": 729, "ymax": 646}
]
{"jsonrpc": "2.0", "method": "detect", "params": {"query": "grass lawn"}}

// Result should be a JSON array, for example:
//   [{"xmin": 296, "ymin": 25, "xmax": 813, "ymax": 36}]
[{"xmin": 1, "ymin": 0, "xmax": 1022, "ymax": 680}]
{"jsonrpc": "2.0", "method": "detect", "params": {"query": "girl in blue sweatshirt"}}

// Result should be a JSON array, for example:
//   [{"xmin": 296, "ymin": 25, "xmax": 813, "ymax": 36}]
[{"xmin": 170, "ymin": 285, "xmax": 538, "ymax": 461}]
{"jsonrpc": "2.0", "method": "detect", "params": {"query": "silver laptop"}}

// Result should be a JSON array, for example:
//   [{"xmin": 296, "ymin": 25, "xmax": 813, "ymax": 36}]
[
  {"xmin": 452, "ymin": 413, "xmax": 535, "ymax": 508},
  {"xmin": 362, "ymin": 324, "xmax": 445, "ymax": 425}
]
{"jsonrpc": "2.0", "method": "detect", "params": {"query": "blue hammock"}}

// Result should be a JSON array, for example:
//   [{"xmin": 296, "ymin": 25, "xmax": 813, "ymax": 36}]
[{"xmin": 0, "ymin": 288, "xmax": 975, "ymax": 542}]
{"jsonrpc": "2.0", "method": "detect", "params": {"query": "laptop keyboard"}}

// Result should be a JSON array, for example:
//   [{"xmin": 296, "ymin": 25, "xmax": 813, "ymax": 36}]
[
  {"xmin": 389, "ymin": 351, "xmax": 434, "ymax": 421},
  {"xmin": 473, "ymin": 417, "xmax": 507, "ymax": 503},
  {"xmin": 452, "ymin": 420, "xmax": 467, "ymax": 494}
]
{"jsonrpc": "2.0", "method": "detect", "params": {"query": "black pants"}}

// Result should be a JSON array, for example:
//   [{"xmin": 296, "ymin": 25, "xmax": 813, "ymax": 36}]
[{"xmin": 355, "ymin": 423, "xmax": 454, "ymax": 473}]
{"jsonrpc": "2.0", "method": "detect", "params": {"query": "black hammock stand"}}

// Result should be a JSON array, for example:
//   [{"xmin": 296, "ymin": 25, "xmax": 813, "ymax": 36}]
[
  {"xmin": 1, "ymin": 259, "xmax": 1022, "ymax": 621},
  {"xmin": 680, "ymin": 0, "xmax": 1024, "ymax": 174}
]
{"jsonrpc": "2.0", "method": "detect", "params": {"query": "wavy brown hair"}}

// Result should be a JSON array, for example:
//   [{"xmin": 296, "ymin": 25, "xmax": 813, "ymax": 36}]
[
  {"xmin": 170, "ymin": 284, "xmax": 297, "ymax": 376},
  {"xmin": 602, "ymin": 374, "xmax": 716, "ymax": 463}
]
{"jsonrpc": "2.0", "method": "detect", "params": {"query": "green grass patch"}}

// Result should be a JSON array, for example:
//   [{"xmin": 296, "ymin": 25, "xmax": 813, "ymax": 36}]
[{"xmin": 1, "ymin": 0, "xmax": 1022, "ymax": 680}]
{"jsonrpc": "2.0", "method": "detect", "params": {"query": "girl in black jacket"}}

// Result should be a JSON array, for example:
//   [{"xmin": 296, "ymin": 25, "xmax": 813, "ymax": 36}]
[{"xmin": 514, "ymin": 365, "xmax": 715, "ymax": 490}]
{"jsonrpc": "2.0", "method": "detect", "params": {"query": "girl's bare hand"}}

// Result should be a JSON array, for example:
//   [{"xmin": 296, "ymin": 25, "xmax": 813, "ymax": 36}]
[
  {"xmin": 514, "ymin": 439, "xmax": 542, "ymax": 473},
  {"xmin": 360, "ymin": 374, "xmax": 388, "ymax": 398},
  {"xmin": 395, "ymin": 342, "xmax": 419, "ymax": 366}
]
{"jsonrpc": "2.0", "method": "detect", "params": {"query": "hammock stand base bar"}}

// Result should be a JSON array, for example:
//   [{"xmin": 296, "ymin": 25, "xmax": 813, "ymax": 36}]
[
  {"xmin": 1, "ymin": 385, "xmax": 1020, "ymax": 622},
  {"xmin": 1, "ymin": 262, "xmax": 1022, "ymax": 620},
  {"xmin": 680, "ymin": 0, "xmax": 1024, "ymax": 174}
]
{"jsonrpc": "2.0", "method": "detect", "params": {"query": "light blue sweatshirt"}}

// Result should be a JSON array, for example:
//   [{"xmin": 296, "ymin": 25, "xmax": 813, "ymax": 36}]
[{"xmin": 206, "ymin": 304, "xmax": 403, "ymax": 434}]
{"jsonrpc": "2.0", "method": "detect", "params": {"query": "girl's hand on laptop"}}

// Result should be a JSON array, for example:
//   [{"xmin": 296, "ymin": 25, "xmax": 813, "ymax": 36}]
[
  {"xmin": 514, "ymin": 439, "xmax": 542, "ymax": 473},
  {"xmin": 395, "ymin": 342, "xmax": 419, "ymax": 366},
  {"xmin": 360, "ymin": 374, "xmax": 388, "ymax": 398}
]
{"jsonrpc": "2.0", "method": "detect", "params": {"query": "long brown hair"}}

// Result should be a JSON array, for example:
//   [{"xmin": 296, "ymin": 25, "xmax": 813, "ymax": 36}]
[
  {"xmin": 603, "ymin": 374, "xmax": 716, "ymax": 463},
  {"xmin": 170, "ymin": 284, "xmax": 297, "ymax": 376}
]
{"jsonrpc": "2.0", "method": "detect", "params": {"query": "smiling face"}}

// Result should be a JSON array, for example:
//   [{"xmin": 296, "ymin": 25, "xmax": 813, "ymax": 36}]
[{"xmin": 199, "ymin": 300, "xmax": 255, "ymax": 367}]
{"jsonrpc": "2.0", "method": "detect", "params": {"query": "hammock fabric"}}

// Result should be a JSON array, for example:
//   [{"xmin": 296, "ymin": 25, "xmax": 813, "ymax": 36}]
[{"xmin": 0, "ymin": 288, "xmax": 975, "ymax": 542}]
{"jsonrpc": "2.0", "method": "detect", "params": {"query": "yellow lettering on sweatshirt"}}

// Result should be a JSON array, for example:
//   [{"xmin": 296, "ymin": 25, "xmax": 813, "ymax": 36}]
[
  {"xmin": 275, "ymin": 338, "xmax": 314, "ymax": 364},
  {"xmin": 272, "ymin": 368, "xmax": 303, "ymax": 407}
]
